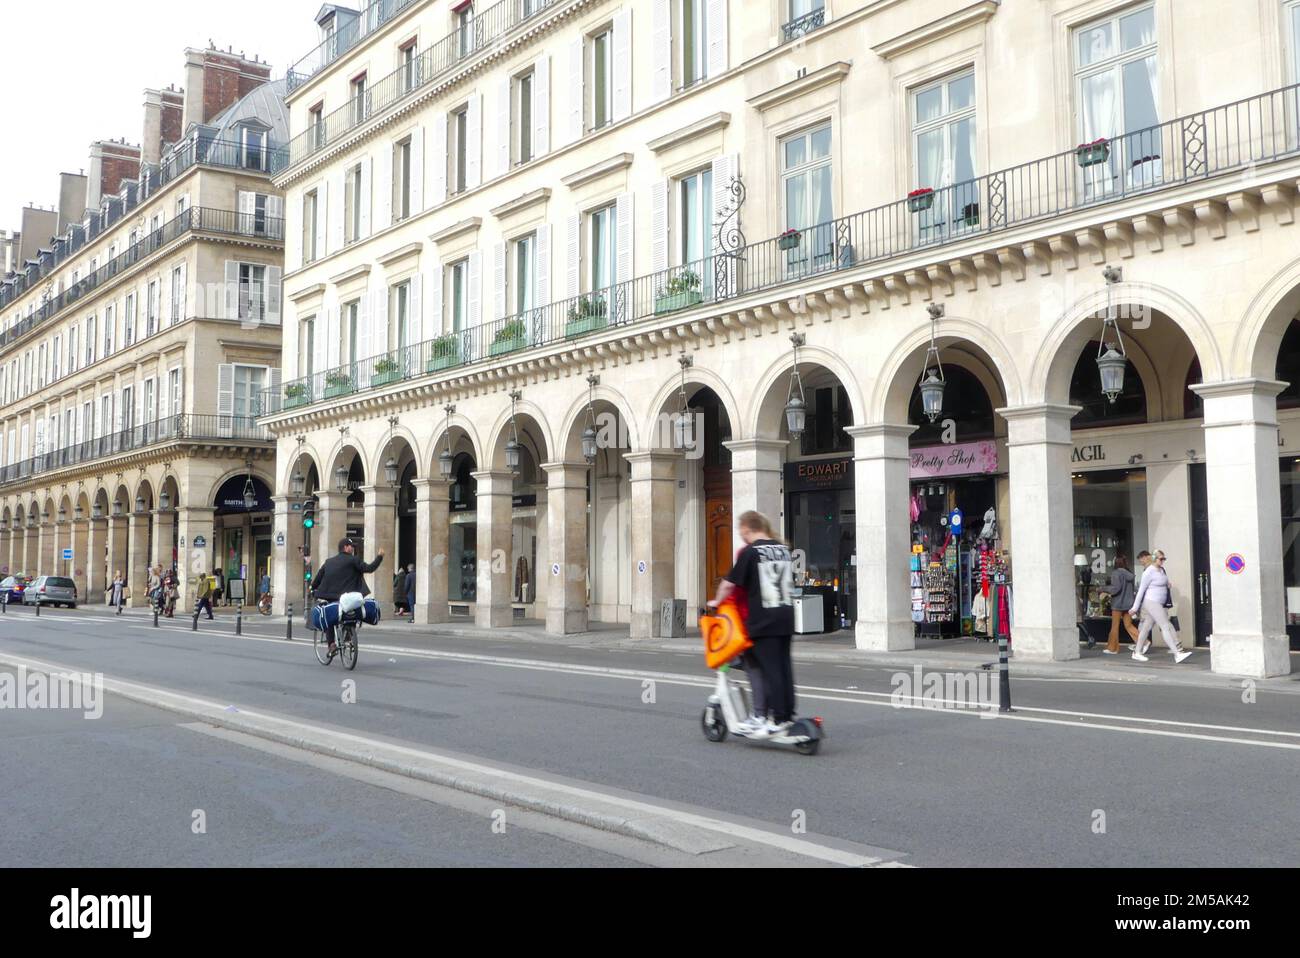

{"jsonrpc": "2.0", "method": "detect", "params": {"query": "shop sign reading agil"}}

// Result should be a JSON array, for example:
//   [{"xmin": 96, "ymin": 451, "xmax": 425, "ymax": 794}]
[{"xmin": 910, "ymin": 441, "xmax": 998, "ymax": 479}]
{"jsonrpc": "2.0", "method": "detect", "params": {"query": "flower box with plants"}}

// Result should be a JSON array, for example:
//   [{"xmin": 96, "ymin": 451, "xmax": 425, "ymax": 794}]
[
  {"xmin": 489, "ymin": 320, "xmax": 528, "ymax": 356},
  {"xmin": 564, "ymin": 296, "xmax": 608, "ymax": 337},
  {"xmin": 777, "ymin": 228, "xmax": 801, "ymax": 251},
  {"xmin": 323, "ymin": 370, "xmax": 354, "ymax": 398},
  {"xmin": 654, "ymin": 271, "xmax": 703, "ymax": 315},
  {"xmin": 426, "ymin": 333, "xmax": 461, "ymax": 372},
  {"xmin": 283, "ymin": 382, "xmax": 310, "ymax": 409},
  {"xmin": 370, "ymin": 356, "xmax": 403, "ymax": 387},
  {"xmin": 907, "ymin": 187, "xmax": 935, "ymax": 213},
  {"xmin": 1075, "ymin": 137, "xmax": 1110, "ymax": 168}
]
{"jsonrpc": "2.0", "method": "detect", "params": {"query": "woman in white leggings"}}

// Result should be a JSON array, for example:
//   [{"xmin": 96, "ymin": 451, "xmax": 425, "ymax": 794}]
[{"xmin": 1129, "ymin": 550, "xmax": 1193, "ymax": 664}]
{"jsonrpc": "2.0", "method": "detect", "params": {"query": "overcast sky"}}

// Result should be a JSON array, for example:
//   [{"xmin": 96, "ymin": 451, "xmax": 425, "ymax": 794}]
[{"xmin": 0, "ymin": 0, "xmax": 324, "ymax": 230}]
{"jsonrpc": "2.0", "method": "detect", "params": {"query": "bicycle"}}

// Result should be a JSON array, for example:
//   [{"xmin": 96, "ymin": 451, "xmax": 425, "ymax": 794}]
[
  {"xmin": 312, "ymin": 599, "xmax": 360, "ymax": 671},
  {"xmin": 257, "ymin": 591, "xmax": 273, "ymax": 616}
]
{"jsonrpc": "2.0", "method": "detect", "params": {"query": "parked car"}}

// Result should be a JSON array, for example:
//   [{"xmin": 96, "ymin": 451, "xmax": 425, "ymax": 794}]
[
  {"xmin": 1, "ymin": 575, "xmax": 31, "ymax": 603},
  {"xmin": 23, "ymin": 576, "xmax": 78, "ymax": 608}
]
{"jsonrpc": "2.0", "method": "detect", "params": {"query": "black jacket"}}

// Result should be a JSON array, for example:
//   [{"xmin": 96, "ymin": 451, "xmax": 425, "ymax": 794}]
[{"xmin": 312, "ymin": 551, "xmax": 383, "ymax": 602}]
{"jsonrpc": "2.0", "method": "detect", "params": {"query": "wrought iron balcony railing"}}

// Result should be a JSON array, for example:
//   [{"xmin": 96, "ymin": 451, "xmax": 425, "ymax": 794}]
[
  {"xmin": 260, "ymin": 81, "xmax": 1300, "ymax": 419},
  {"xmin": 284, "ymin": 0, "xmax": 560, "ymax": 169},
  {"xmin": 0, "ymin": 415, "xmax": 272, "ymax": 489},
  {"xmin": 0, "ymin": 207, "xmax": 284, "ymax": 351},
  {"xmin": 783, "ymin": 8, "xmax": 826, "ymax": 43}
]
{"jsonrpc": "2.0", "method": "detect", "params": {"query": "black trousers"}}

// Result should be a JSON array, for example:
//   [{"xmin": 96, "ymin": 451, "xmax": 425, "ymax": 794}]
[{"xmin": 749, "ymin": 634, "xmax": 795, "ymax": 722}]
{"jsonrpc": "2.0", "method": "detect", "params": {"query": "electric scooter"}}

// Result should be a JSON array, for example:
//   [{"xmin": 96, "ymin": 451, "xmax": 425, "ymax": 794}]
[{"xmin": 700, "ymin": 661, "xmax": 825, "ymax": 756}]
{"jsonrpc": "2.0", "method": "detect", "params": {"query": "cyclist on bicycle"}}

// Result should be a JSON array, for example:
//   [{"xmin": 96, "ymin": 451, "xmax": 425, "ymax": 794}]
[{"xmin": 311, "ymin": 537, "xmax": 385, "ymax": 658}]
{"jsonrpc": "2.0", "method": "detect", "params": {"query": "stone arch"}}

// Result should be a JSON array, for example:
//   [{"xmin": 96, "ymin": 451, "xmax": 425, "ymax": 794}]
[
  {"xmin": 485, "ymin": 398, "xmax": 554, "ymax": 472},
  {"xmin": 556, "ymin": 381, "xmax": 642, "ymax": 462},
  {"xmin": 642, "ymin": 362, "xmax": 743, "ymax": 449},
  {"xmin": 748, "ymin": 343, "xmax": 868, "ymax": 440},
  {"xmin": 1233, "ymin": 254, "xmax": 1300, "ymax": 380},
  {"xmin": 321, "ymin": 439, "xmax": 369, "ymax": 488},
  {"xmin": 203, "ymin": 464, "xmax": 276, "ymax": 507},
  {"xmin": 281, "ymin": 440, "xmax": 326, "ymax": 493},
  {"xmin": 872, "ymin": 315, "xmax": 1023, "ymax": 423},
  {"xmin": 429, "ymin": 410, "xmax": 484, "ymax": 471},
  {"xmin": 374, "ymin": 424, "xmax": 426, "ymax": 484},
  {"xmin": 1031, "ymin": 281, "xmax": 1225, "ymax": 405}
]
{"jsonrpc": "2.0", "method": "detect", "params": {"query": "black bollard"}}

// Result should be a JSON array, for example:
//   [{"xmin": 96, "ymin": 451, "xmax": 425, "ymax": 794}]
[
  {"xmin": 192, "ymin": 604, "xmax": 199, "ymax": 631},
  {"xmin": 286, "ymin": 604, "xmax": 293, "ymax": 642},
  {"xmin": 35, "ymin": 600, "xmax": 41, "ymax": 617},
  {"xmin": 235, "ymin": 605, "xmax": 242, "ymax": 636},
  {"xmin": 153, "ymin": 607, "xmax": 159, "ymax": 628},
  {"xmin": 997, "ymin": 635, "xmax": 1014, "ymax": 713}
]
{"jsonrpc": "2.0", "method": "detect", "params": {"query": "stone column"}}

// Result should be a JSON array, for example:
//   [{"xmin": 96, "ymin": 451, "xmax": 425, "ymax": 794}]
[
  {"xmin": 126, "ymin": 512, "xmax": 151, "ymax": 607},
  {"xmin": 22, "ymin": 525, "xmax": 38, "ymax": 576},
  {"xmin": 0, "ymin": 527, "xmax": 10, "ymax": 577},
  {"xmin": 847, "ymin": 424, "xmax": 918, "ymax": 651},
  {"xmin": 271, "ymin": 495, "xmax": 304, "ymax": 617},
  {"xmin": 37, "ymin": 518, "xmax": 55, "ymax": 577},
  {"xmin": 725, "ymin": 438, "xmax": 788, "ymax": 534},
  {"xmin": 627, "ymin": 451, "xmax": 680, "ymax": 639},
  {"xmin": 70, "ymin": 519, "xmax": 89, "ymax": 600},
  {"xmin": 87, "ymin": 517, "xmax": 108, "ymax": 603},
  {"xmin": 153, "ymin": 509, "xmax": 176, "ymax": 570},
  {"xmin": 1191, "ymin": 380, "xmax": 1292, "ymax": 678},
  {"xmin": 106, "ymin": 515, "xmax": 129, "ymax": 594},
  {"xmin": 413, "ymin": 479, "xmax": 450, "ymax": 624},
  {"xmin": 361, "ymin": 485, "xmax": 397, "ymax": 608},
  {"xmin": 998, "ymin": 404, "xmax": 1081, "ymax": 661},
  {"xmin": 473, "ymin": 470, "xmax": 515, "ymax": 628},
  {"xmin": 543, "ymin": 461, "xmax": 590, "ymax": 635},
  {"xmin": 51, "ymin": 521, "xmax": 70, "ymax": 578},
  {"xmin": 177, "ymin": 506, "xmax": 215, "ymax": 611},
  {"xmin": 315, "ymin": 492, "xmax": 348, "ymax": 571}
]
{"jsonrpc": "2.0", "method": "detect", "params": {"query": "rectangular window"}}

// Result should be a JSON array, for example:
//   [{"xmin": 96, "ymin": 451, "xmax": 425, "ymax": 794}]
[
  {"xmin": 513, "ymin": 233, "xmax": 536, "ymax": 314},
  {"xmin": 1290, "ymin": 1, "xmax": 1300, "ymax": 83},
  {"xmin": 144, "ymin": 379, "xmax": 156, "ymax": 423},
  {"xmin": 394, "ymin": 138, "xmax": 413, "ymax": 221},
  {"xmin": 1074, "ymin": 3, "xmax": 1160, "ymax": 192},
  {"xmin": 451, "ymin": 105, "xmax": 469, "ymax": 195},
  {"xmin": 169, "ymin": 369, "xmax": 182, "ymax": 419},
  {"xmin": 391, "ymin": 282, "xmax": 410, "ymax": 351},
  {"xmin": 400, "ymin": 42, "xmax": 419, "ymax": 93},
  {"xmin": 310, "ymin": 105, "xmax": 325, "ymax": 149},
  {"xmin": 678, "ymin": 0, "xmax": 707, "ymax": 90},
  {"xmin": 351, "ymin": 74, "xmax": 368, "ymax": 126},
  {"xmin": 241, "ymin": 127, "xmax": 266, "ymax": 171},
  {"xmin": 85, "ymin": 316, "xmax": 96, "ymax": 365},
  {"xmin": 344, "ymin": 163, "xmax": 363, "ymax": 245},
  {"xmin": 588, "ymin": 204, "xmax": 617, "ymax": 292},
  {"xmin": 68, "ymin": 329, "xmax": 78, "ymax": 373},
  {"xmin": 515, "ymin": 70, "xmax": 534, "ymax": 165},
  {"xmin": 146, "ymin": 281, "xmax": 160, "ymax": 337},
  {"xmin": 342, "ymin": 301, "xmax": 360, "ymax": 364},
  {"xmin": 170, "ymin": 265, "xmax": 186, "ymax": 325},
  {"xmin": 301, "ymin": 316, "xmax": 316, "ymax": 378},
  {"xmin": 37, "ymin": 343, "xmax": 46, "ymax": 388},
  {"xmin": 52, "ymin": 335, "xmax": 61, "ymax": 380},
  {"xmin": 100, "ymin": 395, "xmax": 112, "ymax": 438},
  {"xmin": 590, "ymin": 28, "xmax": 613, "ymax": 130},
  {"xmin": 124, "ymin": 293, "xmax": 137, "ymax": 346},
  {"xmin": 121, "ymin": 385, "xmax": 134, "ymax": 432},
  {"xmin": 303, "ymin": 190, "xmax": 319, "ymax": 263},
  {"xmin": 448, "ymin": 260, "xmax": 468, "ymax": 332},
  {"xmin": 781, "ymin": 123, "xmax": 835, "ymax": 271},
  {"xmin": 911, "ymin": 70, "xmax": 978, "ymax": 237},
  {"xmin": 104, "ymin": 303, "xmax": 115, "ymax": 355},
  {"xmin": 239, "ymin": 264, "xmax": 267, "ymax": 322},
  {"xmin": 785, "ymin": 0, "xmax": 826, "ymax": 41},
  {"xmin": 678, "ymin": 168, "xmax": 713, "ymax": 266},
  {"xmin": 233, "ymin": 365, "xmax": 267, "ymax": 420},
  {"xmin": 457, "ymin": 4, "xmax": 476, "ymax": 57}
]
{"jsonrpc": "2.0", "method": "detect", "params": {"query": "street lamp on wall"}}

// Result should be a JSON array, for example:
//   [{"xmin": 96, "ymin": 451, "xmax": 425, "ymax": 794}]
[
  {"xmin": 582, "ymin": 375, "xmax": 600, "ymax": 464},
  {"xmin": 673, "ymin": 355, "xmax": 695, "ymax": 451},
  {"xmin": 1097, "ymin": 265, "xmax": 1128, "ymax": 403},
  {"xmin": 113, "ymin": 499, "xmax": 123, "ymax": 517},
  {"xmin": 918, "ymin": 304, "xmax": 946, "ymax": 423},
  {"xmin": 159, "ymin": 491, "xmax": 171, "ymax": 511},
  {"xmin": 439, "ymin": 404, "xmax": 456, "ymax": 480},
  {"xmin": 784, "ymin": 333, "xmax": 808, "ymax": 440},
  {"xmin": 134, "ymin": 495, "xmax": 146, "ymax": 515},
  {"xmin": 505, "ymin": 391, "xmax": 522, "ymax": 473},
  {"xmin": 334, "ymin": 465, "xmax": 349, "ymax": 495},
  {"xmin": 384, "ymin": 416, "xmax": 399, "ymax": 486}
]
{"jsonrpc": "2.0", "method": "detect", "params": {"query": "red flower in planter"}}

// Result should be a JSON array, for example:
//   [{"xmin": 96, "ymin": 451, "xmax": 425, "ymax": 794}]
[
  {"xmin": 1076, "ymin": 137, "xmax": 1109, "ymax": 150},
  {"xmin": 779, "ymin": 228, "xmax": 800, "ymax": 239},
  {"xmin": 907, "ymin": 187, "xmax": 935, "ymax": 198}
]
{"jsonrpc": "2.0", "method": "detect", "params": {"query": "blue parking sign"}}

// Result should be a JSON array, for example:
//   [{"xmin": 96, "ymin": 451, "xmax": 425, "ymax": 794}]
[{"xmin": 62, "ymin": 548, "xmax": 74, "ymax": 561}]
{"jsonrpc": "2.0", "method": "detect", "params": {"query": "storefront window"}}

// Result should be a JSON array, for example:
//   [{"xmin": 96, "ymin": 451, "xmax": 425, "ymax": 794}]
[
  {"xmin": 1071, "ymin": 468, "xmax": 1149, "ymax": 618},
  {"xmin": 799, "ymin": 385, "xmax": 851, "ymax": 455}
]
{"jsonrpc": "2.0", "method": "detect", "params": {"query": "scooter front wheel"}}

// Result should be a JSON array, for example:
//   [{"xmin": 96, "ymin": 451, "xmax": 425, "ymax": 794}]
[
  {"xmin": 701, "ymin": 705, "xmax": 727, "ymax": 743},
  {"xmin": 794, "ymin": 738, "xmax": 820, "ymax": 756}
]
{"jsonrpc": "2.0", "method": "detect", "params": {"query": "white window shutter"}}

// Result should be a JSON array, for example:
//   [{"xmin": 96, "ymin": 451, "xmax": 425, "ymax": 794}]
[
  {"xmin": 317, "ymin": 305, "xmax": 332, "ymax": 373},
  {"xmin": 159, "ymin": 373, "xmax": 168, "ymax": 419},
  {"xmin": 326, "ymin": 304, "xmax": 340, "ymax": 369},
  {"xmin": 268, "ymin": 196, "xmax": 285, "ymax": 234},
  {"xmin": 429, "ymin": 264, "xmax": 444, "ymax": 335},
  {"xmin": 613, "ymin": 8, "xmax": 632, "ymax": 122},
  {"xmin": 566, "ymin": 214, "xmax": 580, "ymax": 299},
  {"xmin": 238, "ymin": 190, "xmax": 255, "ymax": 235},
  {"xmin": 410, "ymin": 126, "xmax": 425, "ymax": 214},
  {"xmin": 467, "ymin": 93, "xmax": 482, "ymax": 190},
  {"xmin": 493, "ymin": 242, "xmax": 507, "ymax": 320},
  {"xmin": 178, "ymin": 262, "xmax": 187, "ymax": 321},
  {"xmin": 269, "ymin": 368, "xmax": 282, "ymax": 411},
  {"xmin": 706, "ymin": 0, "xmax": 728, "ymax": 79},
  {"xmin": 217, "ymin": 364, "xmax": 234, "ymax": 421},
  {"xmin": 568, "ymin": 37, "xmax": 584, "ymax": 143},
  {"xmin": 357, "ymin": 294, "xmax": 371, "ymax": 362},
  {"xmin": 431, "ymin": 115, "xmax": 447, "ymax": 205},
  {"xmin": 314, "ymin": 183, "xmax": 328, "ymax": 258},
  {"xmin": 652, "ymin": 179, "xmax": 670, "ymax": 273},
  {"xmin": 534, "ymin": 56, "xmax": 550, "ymax": 156},
  {"xmin": 266, "ymin": 266, "xmax": 282, "ymax": 325},
  {"xmin": 616, "ymin": 191, "xmax": 634, "ymax": 284},
  {"xmin": 652, "ymin": 0, "xmax": 672, "ymax": 103},
  {"xmin": 711, "ymin": 153, "xmax": 738, "ymax": 257},
  {"xmin": 359, "ymin": 155, "xmax": 373, "ymax": 238},
  {"xmin": 467, "ymin": 251, "xmax": 482, "ymax": 327},
  {"xmin": 328, "ymin": 169, "xmax": 346, "ymax": 252},
  {"xmin": 536, "ymin": 224, "xmax": 551, "ymax": 307},
  {"xmin": 135, "ymin": 387, "xmax": 143, "ymax": 432},
  {"xmin": 497, "ymin": 77, "xmax": 511, "ymax": 178},
  {"xmin": 409, "ymin": 274, "xmax": 423, "ymax": 345},
  {"xmin": 224, "ymin": 261, "xmax": 239, "ymax": 320},
  {"xmin": 376, "ymin": 140, "xmax": 394, "ymax": 231},
  {"xmin": 372, "ymin": 285, "xmax": 388, "ymax": 358}
]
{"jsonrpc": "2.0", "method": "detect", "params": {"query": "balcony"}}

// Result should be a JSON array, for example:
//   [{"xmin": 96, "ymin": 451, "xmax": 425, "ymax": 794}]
[
  {"xmin": 260, "ymin": 81, "xmax": 1300, "ymax": 419},
  {"xmin": 283, "ymin": 0, "xmax": 561, "ymax": 170},
  {"xmin": 782, "ymin": 8, "xmax": 825, "ymax": 43},
  {"xmin": 0, "ymin": 416, "xmax": 273, "ymax": 489},
  {"xmin": 0, "ymin": 207, "xmax": 284, "ymax": 351}
]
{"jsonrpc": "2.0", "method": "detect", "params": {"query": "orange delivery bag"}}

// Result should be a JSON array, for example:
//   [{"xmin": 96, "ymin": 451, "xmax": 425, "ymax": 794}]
[{"xmin": 701, "ymin": 598, "xmax": 752, "ymax": 669}]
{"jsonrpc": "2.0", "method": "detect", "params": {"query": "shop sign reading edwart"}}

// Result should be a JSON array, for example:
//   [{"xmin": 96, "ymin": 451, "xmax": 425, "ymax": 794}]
[{"xmin": 910, "ymin": 441, "xmax": 999, "ymax": 479}]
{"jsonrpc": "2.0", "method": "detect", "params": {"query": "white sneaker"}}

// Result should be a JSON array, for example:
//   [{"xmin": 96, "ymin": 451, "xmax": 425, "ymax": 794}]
[
  {"xmin": 768, "ymin": 720, "xmax": 794, "ymax": 735},
  {"xmin": 1132, "ymin": 652, "xmax": 1150, "ymax": 662},
  {"xmin": 1101, "ymin": 649, "xmax": 1118, "ymax": 655},
  {"xmin": 735, "ymin": 715, "xmax": 764, "ymax": 735},
  {"xmin": 1139, "ymin": 640, "xmax": 1152, "ymax": 656},
  {"xmin": 1175, "ymin": 650, "xmax": 1194, "ymax": 664}
]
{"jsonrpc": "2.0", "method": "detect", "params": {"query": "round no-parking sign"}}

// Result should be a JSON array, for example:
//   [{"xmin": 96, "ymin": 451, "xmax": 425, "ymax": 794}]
[{"xmin": 1226, "ymin": 554, "xmax": 1246, "ymax": 575}]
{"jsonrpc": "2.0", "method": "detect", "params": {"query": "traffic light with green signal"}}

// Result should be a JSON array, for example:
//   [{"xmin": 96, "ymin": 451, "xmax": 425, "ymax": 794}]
[{"xmin": 302, "ymin": 497, "xmax": 316, "ymax": 529}]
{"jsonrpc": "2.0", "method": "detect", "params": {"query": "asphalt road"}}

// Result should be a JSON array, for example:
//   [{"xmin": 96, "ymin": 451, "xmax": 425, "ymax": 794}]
[{"xmin": 2, "ymin": 605, "xmax": 1299, "ymax": 867}]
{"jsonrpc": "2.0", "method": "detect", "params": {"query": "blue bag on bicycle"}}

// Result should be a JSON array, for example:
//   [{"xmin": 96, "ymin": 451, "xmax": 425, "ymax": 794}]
[
  {"xmin": 361, "ymin": 597, "xmax": 381, "ymax": 625},
  {"xmin": 310, "ymin": 602, "xmax": 341, "ymax": 632}
]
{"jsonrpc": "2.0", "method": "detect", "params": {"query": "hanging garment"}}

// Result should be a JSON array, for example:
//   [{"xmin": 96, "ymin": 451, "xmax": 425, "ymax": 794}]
[
  {"xmin": 996, "ymin": 584, "xmax": 1012, "ymax": 641},
  {"xmin": 971, "ymin": 591, "xmax": 989, "ymax": 635},
  {"xmin": 910, "ymin": 494, "xmax": 921, "ymax": 523}
]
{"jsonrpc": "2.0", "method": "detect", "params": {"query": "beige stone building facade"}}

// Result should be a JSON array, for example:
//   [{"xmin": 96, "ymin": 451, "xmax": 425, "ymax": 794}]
[
  {"xmin": 0, "ymin": 48, "xmax": 287, "ymax": 609},
  {"xmin": 261, "ymin": 0, "xmax": 1300, "ymax": 678}
]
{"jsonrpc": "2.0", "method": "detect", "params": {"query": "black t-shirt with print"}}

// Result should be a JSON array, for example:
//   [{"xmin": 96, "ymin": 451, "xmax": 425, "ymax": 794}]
[{"xmin": 725, "ymin": 539, "xmax": 795, "ymax": 638}]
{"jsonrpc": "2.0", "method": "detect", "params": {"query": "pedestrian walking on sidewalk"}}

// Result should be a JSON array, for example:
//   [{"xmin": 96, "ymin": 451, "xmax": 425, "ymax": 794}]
[
  {"xmin": 1129, "ymin": 550, "xmax": 1192, "ymax": 664},
  {"xmin": 197, "ymin": 572, "xmax": 215, "ymax": 620},
  {"xmin": 110, "ymin": 570, "xmax": 125, "ymax": 614},
  {"xmin": 404, "ymin": 564, "xmax": 416, "ymax": 622},
  {"xmin": 1103, "ymin": 554, "xmax": 1140, "ymax": 655},
  {"xmin": 393, "ymin": 570, "xmax": 408, "ymax": 615}
]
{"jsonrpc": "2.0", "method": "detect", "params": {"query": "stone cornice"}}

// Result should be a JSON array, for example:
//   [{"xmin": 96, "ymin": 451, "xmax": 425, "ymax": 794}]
[
  {"xmin": 746, "ymin": 62, "xmax": 851, "ymax": 113},
  {"xmin": 429, "ymin": 217, "xmax": 482, "ymax": 246},
  {"xmin": 376, "ymin": 242, "xmax": 424, "ymax": 268},
  {"xmin": 648, "ymin": 113, "xmax": 732, "ymax": 154},
  {"xmin": 329, "ymin": 263, "xmax": 372, "ymax": 286},
  {"xmin": 288, "ymin": 282, "xmax": 327, "ymax": 304},
  {"xmin": 870, "ymin": 0, "xmax": 1000, "ymax": 60},
  {"xmin": 490, "ymin": 188, "xmax": 553, "ymax": 220},
  {"xmin": 561, "ymin": 154, "xmax": 635, "ymax": 190}
]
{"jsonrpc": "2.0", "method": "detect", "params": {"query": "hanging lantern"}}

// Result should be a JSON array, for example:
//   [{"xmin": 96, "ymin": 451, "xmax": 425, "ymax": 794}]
[
  {"xmin": 1097, "ymin": 347, "xmax": 1128, "ymax": 403},
  {"xmin": 918, "ymin": 304, "xmax": 946, "ymax": 422},
  {"xmin": 581, "ymin": 425, "xmax": 599, "ymax": 463},
  {"xmin": 582, "ymin": 374, "xmax": 600, "ymax": 464},
  {"xmin": 159, "ymin": 491, "xmax": 171, "ymax": 510},
  {"xmin": 113, "ymin": 499, "xmax": 123, "ymax": 517},
  {"xmin": 439, "ymin": 447, "xmax": 454, "ymax": 479},
  {"xmin": 290, "ymin": 468, "xmax": 306, "ymax": 497},
  {"xmin": 135, "ymin": 495, "xmax": 146, "ymax": 514},
  {"xmin": 58, "ymin": 506, "xmax": 67, "ymax": 522},
  {"xmin": 334, "ymin": 465, "xmax": 349, "ymax": 494},
  {"xmin": 785, "ymin": 333, "xmax": 808, "ymax": 439},
  {"xmin": 1097, "ymin": 266, "xmax": 1128, "ymax": 404},
  {"xmin": 674, "ymin": 411, "xmax": 696, "ymax": 451},
  {"xmin": 92, "ymin": 504, "xmax": 103, "ymax": 520},
  {"xmin": 505, "ymin": 437, "xmax": 521, "ymax": 472},
  {"xmin": 74, "ymin": 504, "xmax": 84, "ymax": 520}
]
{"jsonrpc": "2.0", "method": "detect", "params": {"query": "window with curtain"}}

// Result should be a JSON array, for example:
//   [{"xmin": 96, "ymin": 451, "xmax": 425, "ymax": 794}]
[
  {"xmin": 1074, "ymin": 3, "xmax": 1160, "ymax": 194},
  {"xmin": 342, "ymin": 301, "xmax": 359, "ymax": 365},
  {"xmin": 679, "ymin": 169, "xmax": 713, "ymax": 267},
  {"xmin": 911, "ymin": 70, "xmax": 978, "ymax": 238},
  {"xmin": 391, "ymin": 282, "xmax": 410, "ymax": 352},
  {"xmin": 678, "ymin": 0, "xmax": 707, "ymax": 90},
  {"xmin": 515, "ymin": 70, "xmax": 535, "ymax": 165},
  {"xmin": 513, "ymin": 234, "xmax": 535, "ymax": 315},
  {"xmin": 590, "ymin": 28, "xmax": 613, "ymax": 130},
  {"xmin": 589, "ymin": 204, "xmax": 617, "ymax": 293},
  {"xmin": 233, "ymin": 366, "xmax": 266, "ymax": 420},
  {"xmin": 449, "ymin": 260, "xmax": 468, "ymax": 332},
  {"xmin": 781, "ymin": 124, "xmax": 834, "ymax": 272}
]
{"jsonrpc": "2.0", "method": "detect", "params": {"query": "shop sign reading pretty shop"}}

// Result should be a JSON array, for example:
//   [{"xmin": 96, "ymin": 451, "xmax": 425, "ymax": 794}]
[{"xmin": 910, "ymin": 441, "xmax": 999, "ymax": 479}]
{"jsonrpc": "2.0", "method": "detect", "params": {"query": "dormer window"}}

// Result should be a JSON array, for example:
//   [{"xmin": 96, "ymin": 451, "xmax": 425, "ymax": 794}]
[{"xmin": 238, "ymin": 124, "xmax": 269, "ymax": 171}]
